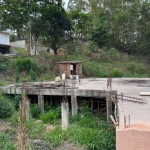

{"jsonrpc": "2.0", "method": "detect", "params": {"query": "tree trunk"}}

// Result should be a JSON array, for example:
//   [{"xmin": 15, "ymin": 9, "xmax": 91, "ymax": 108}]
[{"xmin": 53, "ymin": 48, "xmax": 58, "ymax": 55}]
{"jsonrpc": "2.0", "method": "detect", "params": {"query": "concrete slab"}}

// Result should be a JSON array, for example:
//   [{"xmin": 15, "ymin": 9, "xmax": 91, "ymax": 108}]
[{"xmin": 0, "ymin": 78, "xmax": 150, "ymax": 128}]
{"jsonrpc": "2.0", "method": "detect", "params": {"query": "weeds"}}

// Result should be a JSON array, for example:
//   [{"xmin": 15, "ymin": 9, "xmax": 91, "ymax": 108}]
[
  {"xmin": 0, "ymin": 132, "xmax": 16, "ymax": 150},
  {"xmin": 0, "ymin": 93, "xmax": 15, "ymax": 118}
]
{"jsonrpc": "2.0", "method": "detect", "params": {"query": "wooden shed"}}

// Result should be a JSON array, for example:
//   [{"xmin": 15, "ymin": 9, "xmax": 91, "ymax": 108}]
[{"xmin": 58, "ymin": 61, "xmax": 82, "ymax": 79}]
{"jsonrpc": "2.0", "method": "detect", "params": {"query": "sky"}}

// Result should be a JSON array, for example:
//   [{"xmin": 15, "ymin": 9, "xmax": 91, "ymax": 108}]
[{"xmin": 63, "ymin": 0, "xmax": 69, "ymax": 9}]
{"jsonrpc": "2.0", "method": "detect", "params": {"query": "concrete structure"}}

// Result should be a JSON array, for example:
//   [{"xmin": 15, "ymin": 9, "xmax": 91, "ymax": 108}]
[
  {"xmin": 61, "ymin": 99, "xmax": 69, "ymax": 130},
  {"xmin": 58, "ymin": 61, "xmax": 82, "ymax": 79},
  {"xmin": 1, "ymin": 78, "xmax": 150, "ymax": 149},
  {"xmin": 117, "ymin": 123, "xmax": 150, "ymax": 150},
  {"xmin": 0, "ymin": 31, "xmax": 10, "ymax": 54},
  {"xmin": 11, "ymin": 40, "xmax": 26, "ymax": 49}
]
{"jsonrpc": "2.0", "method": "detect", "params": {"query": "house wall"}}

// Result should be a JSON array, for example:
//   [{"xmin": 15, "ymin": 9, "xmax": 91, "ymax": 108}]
[{"xmin": 0, "ymin": 33, "xmax": 10, "ymax": 46}]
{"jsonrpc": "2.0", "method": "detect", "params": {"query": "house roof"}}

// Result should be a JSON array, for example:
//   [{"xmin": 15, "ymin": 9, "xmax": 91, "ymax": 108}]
[{"xmin": 57, "ymin": 61, "xmax": 82, "ymax": 64}]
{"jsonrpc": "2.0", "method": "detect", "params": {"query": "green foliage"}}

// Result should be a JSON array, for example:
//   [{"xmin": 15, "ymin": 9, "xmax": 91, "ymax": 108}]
[
  {"xmin": 30, "ymin": 104, "xmax": 40, "ymax": 119},
  {"xmin": 40, "ymin": 106, "xmax": 61, "ymax": 124},
  {"xmin": 45, "ymin": 127, "xmax": 65, "ymax": 148},
  {"xmin": 7, "ymin": 112, "xmax": 18, "ymax": 127},
  {"xmin": 44, "ymin": 115, "xmax": 115, "ymax": 150},
  {"xmin": 0, "ymin": 94, "xmax": 15, "ymax": 118},
  {"xmin": 26, "ymin": 119, "xmax": 45, "ymax": 139},
  {"xmin": 111, "ymin": 68, "xmax": 123, "ymax": 77},
  {"xmin": 13, "ymin": 47, "xmax": 27, "ymax": 55},
  {"xmin": 21, "ymin": 76, "xmax": 31, "ymax": 82},
  {"xmin": 0, "ymin": 132, "xmax": 16, "ymax": 150},
  {"xmin": 15, "ymin": 68, "xmax": 20, "ymax": 83},
  {"xmin": 44, "ymin": 75, "xmax": 52, "ymax": 81},
  {"xmin": 29, "ymin": 69, "xmax": 37, "ymax": 81},
  {"xmin": 127, "ymin": 62, "xmax": 147, "ymax": 75},
  {"xmin": 88, "ymin": 42, "xmax": 99, "ymax": 53},
  {"xmin": 108, "ymin": 48, "xmax": 119, "ymax": 60},
  {"xmin": 13, "ymin": 57, "xmax": 37, "ymax": 73},
  {"xmin": 14, "ymin": 95, "xmax": 21, "ymax": 110}
]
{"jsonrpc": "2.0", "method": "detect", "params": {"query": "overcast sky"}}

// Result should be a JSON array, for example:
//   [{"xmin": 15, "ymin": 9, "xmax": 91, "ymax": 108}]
[{"xmin": 63, "ymin": 0, "xmax": 69, "ymax": 9}]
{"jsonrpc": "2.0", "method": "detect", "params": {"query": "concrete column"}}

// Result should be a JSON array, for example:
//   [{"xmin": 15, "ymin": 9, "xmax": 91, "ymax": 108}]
[
  {"xmin": 38, "ymin": 95, "xmax": 44, "ymax": 113},
  {"xmin": 71, "ymin": 95, "xmax": 78, "ymax": 116},
  {"xmin": 61, "ymin": 101, "xmax": 69, "ymax": 130},
  {"xmin": 106, "ymin": 95, "xmax": 112, "ymax": 123}
]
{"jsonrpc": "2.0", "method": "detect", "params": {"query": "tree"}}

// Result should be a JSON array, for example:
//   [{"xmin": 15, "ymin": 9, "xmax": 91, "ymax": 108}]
[
  {"xmin": 0, "ymin": 0, "xmax": 29, "ymax": 39},
  {"xmin": 91, "ymin": 10, "xmax": 109, "ymax": 48},
  {"xmin": 41, "ymin": 1, "xmax": 72, "ymax": 55}
]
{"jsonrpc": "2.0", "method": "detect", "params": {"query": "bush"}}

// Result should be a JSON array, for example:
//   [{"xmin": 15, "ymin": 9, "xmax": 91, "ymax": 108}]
[
  {"xmin": 13, "ymin": 57, "xmax": 37, "ymax": 73},
  {"xmin": 0, "ymin": 94, "xmax": 15, "ymax": 118},
  {"xmin": 40, "ymin": 111, "xmax": 56, "ymax": 124},
  {"xmin": 29, "ymin": 69, "xmax": 37, "ymax": 81},
  {"xmin": 44, "ymin": 75, "xmax": 52, "ymax": 81},
  {"xmin": 127, "ymin": 62, "xmax": 147, "ymax": 74},
  {"xmin": 30, "ymin": 104, "xmax": 40, "ymax": 119},
  {"xmin": 108, "ymin": 48, "xmax": 119, "ymax": 60},
  {"xmin": 111, "ymin": 68, "xmax": 123, "ymax": 77}
]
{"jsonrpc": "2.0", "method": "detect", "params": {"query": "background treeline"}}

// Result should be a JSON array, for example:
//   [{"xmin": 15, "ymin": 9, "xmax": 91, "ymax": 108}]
[{"xmin": 0, "ymin": 0, "xmax": 150, "ymax": 59}]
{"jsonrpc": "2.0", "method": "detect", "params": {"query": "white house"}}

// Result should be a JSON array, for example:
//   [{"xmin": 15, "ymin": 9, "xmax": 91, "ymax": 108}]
[{"xmin": 0, "ymin": 31, "xmax": 10, "ymax": 54}]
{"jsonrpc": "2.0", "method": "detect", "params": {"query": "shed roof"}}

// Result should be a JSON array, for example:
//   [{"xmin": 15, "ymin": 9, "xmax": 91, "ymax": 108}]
[{"xmin": 57, "ymin": 61, "xmax": 82, "ymax": 64}]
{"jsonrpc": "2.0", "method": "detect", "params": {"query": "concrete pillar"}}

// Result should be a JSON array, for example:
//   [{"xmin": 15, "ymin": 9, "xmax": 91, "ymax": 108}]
[
  {"xmin": 61, "ymin": 101, "xmax": 69, "ymax": 130},
  {"xmin": 38, "ymin": 95, "xmax": 44, "ymax": 113},
  {"xmin": 71, "ymin": 95, "xmax": 78, "ymax": 116},
  {"xmin": 106, "ymin": 95, "xmax": 112, "ymax": 123}
]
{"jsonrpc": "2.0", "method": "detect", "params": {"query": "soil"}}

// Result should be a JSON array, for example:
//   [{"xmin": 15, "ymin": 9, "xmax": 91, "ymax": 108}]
[{"xmin": 0, "ymin": 119, "xmax": 12, "ymax": 131}]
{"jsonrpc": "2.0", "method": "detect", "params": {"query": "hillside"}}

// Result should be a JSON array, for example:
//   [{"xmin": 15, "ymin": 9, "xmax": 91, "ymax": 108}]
[{"xmin": 0, "ymin": 48, "xmax": 150, "ymax": 86}]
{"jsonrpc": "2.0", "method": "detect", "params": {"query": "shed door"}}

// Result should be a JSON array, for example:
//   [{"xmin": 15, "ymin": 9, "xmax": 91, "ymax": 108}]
[{"xmin": 70, "ymin": 64, "xmax": 76, "ymax": 75}]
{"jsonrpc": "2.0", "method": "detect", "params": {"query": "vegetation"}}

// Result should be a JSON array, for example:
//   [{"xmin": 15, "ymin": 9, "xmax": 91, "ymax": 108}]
[{"xmin": 0, "ymin": 93, "xmax": 15, "ymax": 118}]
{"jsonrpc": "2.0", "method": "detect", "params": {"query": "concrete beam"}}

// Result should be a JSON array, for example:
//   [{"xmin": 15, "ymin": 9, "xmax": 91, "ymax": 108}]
[
  {"xmin": 140, "ymin": 92, "xmax": 150, "ymax": 96},
  {"xmin": 106, "ymin": 95, "xmax": 112, "ymax": 123},
  {"xmin": 71, "ymin": 95, "xmax": 78, "ymax": 116},
  {"xmin": 61, "ymin": 101, "xmax": 69, "ymax": 130},
  {"xmin": 38, "ymin": 95, "xmax": 44, "ymax": 113}
]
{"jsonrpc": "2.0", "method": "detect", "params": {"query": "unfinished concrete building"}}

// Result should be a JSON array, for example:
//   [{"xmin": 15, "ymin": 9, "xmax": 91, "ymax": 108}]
[{"xmin": 0, "ymin": 78, "xmax": 150, "ymax": 149}]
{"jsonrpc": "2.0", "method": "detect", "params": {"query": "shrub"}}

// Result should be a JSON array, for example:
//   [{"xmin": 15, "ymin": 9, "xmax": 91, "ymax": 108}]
[
  {"xmin": 14, "ymin": 95, "xmax": 21, "ymax": 110},
  {"xmin": 29, "ymin": 69, "xmax": 37, "ymax": 81},
  {"xmin": 127, "ymin": 62, "xmax": 147, "ymax": 74},
  {"xmin": 0, "ymin": 94, "xmax": 15, "ymax": 118},
  {"xmin": 21, "ymin": 76, "xmax": 31, "ymax": 82},
  {"xmin": 30, "ymin": 104, "xmax": 40, "ymax": 119},
  {"xmin": 111, "ymin": 68, "xmax": 123, "ymax": 77},
  {"xmin": 108, "ymin": 48, "xmax": 119, "ymax": 60},
  {"xmin": 44, "ymin": 75, "xmax": 52, "ymax": 81},
  {"xmin": 40, "ymin": 111, "xmax": 56, "ymax": 124},
  {"xmin": 13, "ymin": 57, "xmax": 37, "ymax": 73}
]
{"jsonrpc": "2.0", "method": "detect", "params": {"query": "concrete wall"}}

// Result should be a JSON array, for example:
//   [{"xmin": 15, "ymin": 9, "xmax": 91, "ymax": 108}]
[
  {"xmin": 11, "ymin": 40, "xmax": 26, "ymax": 48},
  {"xmin": 116, "ymin": 124, "xmax": 150, "ymax": 150},
  {"xmin": 0, "ymin": 33, "xmax": 10, "ymax": 45}
]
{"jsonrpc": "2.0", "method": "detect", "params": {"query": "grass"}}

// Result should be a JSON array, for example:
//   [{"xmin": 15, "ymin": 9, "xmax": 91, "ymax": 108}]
[
  {"xmin": 13, "ymin": 47, "xmax": 27, "ymax": 55},
  {"xmin": 0, "ymin": 131, "xmax": 16, "ymax": 150}
]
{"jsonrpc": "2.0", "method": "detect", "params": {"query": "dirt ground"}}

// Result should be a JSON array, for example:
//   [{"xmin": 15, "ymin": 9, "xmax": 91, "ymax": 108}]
[
  {"xmin": 0, "ymin": 119, "xmax": 12, "ymax": 131},
  {"xmin": 54, "ymin": 141, "xmax": 84, "ymax": 150}
]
